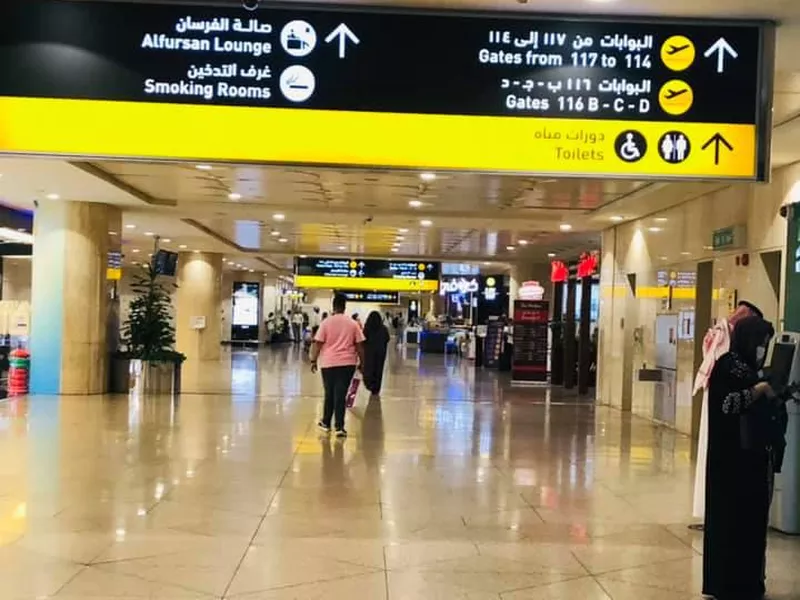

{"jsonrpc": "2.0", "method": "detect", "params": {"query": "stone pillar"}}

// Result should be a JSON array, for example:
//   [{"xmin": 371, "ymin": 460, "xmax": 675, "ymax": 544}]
[
  {"xmin": 175, "ymin": 252, "xmax": 222, "ymax": 361},
  {"xmin": 30, "ymin": 200, "xmax": 120, "ymax": 395}
]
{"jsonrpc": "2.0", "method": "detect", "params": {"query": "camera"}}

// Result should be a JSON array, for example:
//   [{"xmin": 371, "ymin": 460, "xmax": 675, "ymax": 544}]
[{"xmin": 242, "ymin": 0, "xmax": 259, "ymax": 11}]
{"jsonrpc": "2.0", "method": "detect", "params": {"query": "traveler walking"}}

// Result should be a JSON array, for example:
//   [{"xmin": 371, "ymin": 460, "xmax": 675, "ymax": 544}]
[
  {"xmin": 362, "ymin": 311, "xmax": 390, "ymax": 397},
  {"xmin": 310, "ymin": 293, "xmax": 365, "ymax": 438}
]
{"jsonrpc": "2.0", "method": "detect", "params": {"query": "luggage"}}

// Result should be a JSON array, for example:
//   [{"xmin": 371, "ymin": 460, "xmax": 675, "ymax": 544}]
[{"xmin": 345, "ymin": 373, "xmax": 363, "ymax": 408}]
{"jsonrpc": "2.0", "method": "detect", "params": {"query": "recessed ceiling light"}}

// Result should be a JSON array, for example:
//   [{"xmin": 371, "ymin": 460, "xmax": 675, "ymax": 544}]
[
  {"xmin": 398, "ymin": 228, "xmax": 409, "ymax": 233},
  {"xmin": 655, "ymin": 217, "xmax": 668, "ymax": 223},
  {"xmin": 144, "ymin": 231, "xmax": 154, "ymax": 236},
  {"xmin": 46, "ymin": 193, "xmax": 60, "ymax": 200},
  {"xmin": 300, "ymin": 254, "xmax": 307, "ymax": 258},
  {"xmin": 409, "ymin": 200, "xmax": 423, "ymax": 208},
  {"xmin": 195, "ymin": 164, "xmax": 212, "ymax": 171},
  {"xmin": 660, "ymin": 256, "xmax": 668, "ymax": 260},
  {"xmin": 547, "ymin": 252, "xmax": 556, "ymax": 258},
  {"xmin": 126, "ymin": 224, "xmax": 136, "ymax": 230},
  {"xmin": 338, "ymin": 245, "xmax": 346, "ymax": 251},
  {"xmin": 108, "ymin": 231, "xmax": 117, "ymax": 236},
  {"xmin": 193, "ymin": 250, "xmax": 201, "ymax": 253},
  {"xmin": 228, "ymin": 192, "xmax": 242, "ymax": 201},
  {"xmin": 681, "ymin": 251, "xmax": 691, "ymax": 256},
  {"xmin": 610, "ymin": 216, "xmax": 624, "ymax": 222},
  {"xmin": 420, "ymin": 219, "xmax": 433, "ymax": 227},
  {"xmin": 483, "ymin": 262, "xmax": 490, "ymax": 266},
  {"xmin": 506, "ymin": 245, "xmax": 516, "ymax": 251},
  {"xmin": 179, "ymin": 244, "xmax": 187, "ymax": 249},
  {"xmin": 391, "ymin": 248, "xmax": 399, "ymax": 253},
  {"xmin": 132, "ymin": 249, "xmax": 140, "ymax": 254},
  {"xmin": 648, "ymin": 227, "xmax": 662, "ymax": 233},
  {"xmin": 396, "ymin": 236, "xmax": 405, "ymax": 241},
  {"xmin": 273, "ymin": 213, "xmax": 286, "ymax": 221},
  {"xmin": 162, "ymin": 238, "xmax": 171, "ymax": 243},
  {"xmin": 419, "ymin": 172, "xmax": 437, "ymax": 182},
  {"xmin": 518, "ymin": 240, "xmax": 528, "ymax": 246},
  {"xmin": 271, "ymin": 231, "xmax": 280, "ymax": 236},
  {"xmin": 248, "ymin": 269, "xmax": 254, "ymax": 273},
  {"xmin": 559, "ymin": 224, "xmax": 572, "ymax": 232},
  {"xmin": 278, "ymin": 238, "xmax": 288, "ymax": 243}
]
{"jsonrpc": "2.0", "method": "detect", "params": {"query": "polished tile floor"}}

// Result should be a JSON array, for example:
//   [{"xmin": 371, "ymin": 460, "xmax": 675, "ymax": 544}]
[{"xmin": 2, "ymin": 346, "xmax": 800, "ymax": 598}]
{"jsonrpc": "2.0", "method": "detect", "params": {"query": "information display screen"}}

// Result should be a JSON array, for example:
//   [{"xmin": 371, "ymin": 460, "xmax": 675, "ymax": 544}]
[
  {"xmin": 512, "ymin": 300, "xmax": 550, "ymax": 382},
  {"xmin": 232, "ymin": 282, "xmax": 260, "ymax": 327},
  {"xmin": 295, "ymin": 257, "xmax": 440, "ymax": 292},
  {"xmin": 0, "ymin": 0, "xmax": 774, "ymax": 179}
]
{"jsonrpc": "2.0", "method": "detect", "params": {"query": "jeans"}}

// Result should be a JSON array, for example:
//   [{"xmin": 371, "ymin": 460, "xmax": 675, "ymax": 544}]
[
  {"xmin": 292, "ymin": 323, "xmax": 302, "ymax": 342},
  {"xmin": 321, "ymin": 365, "xmax": 356, "ymax": 430}
]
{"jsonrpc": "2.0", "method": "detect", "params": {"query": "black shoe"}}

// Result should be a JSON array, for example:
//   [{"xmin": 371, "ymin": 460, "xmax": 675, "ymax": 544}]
[
  {"xmin": 318, "ymin": 421, "xmax": 331, "ymax": 434},
  {"xmin": 335, "ymin": 428, "xmax": 348, "ymax": 439}
]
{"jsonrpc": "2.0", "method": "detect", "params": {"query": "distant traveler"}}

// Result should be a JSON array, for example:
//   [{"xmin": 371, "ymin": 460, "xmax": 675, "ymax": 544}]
[
  {"xmin": 703, "ymin": 314, "xmax": 778, "ymax": 599},
  {"xmin": 310, "ymin": 293, "xmax": 365, "ymax": 438},
  {"xmin": 362, "ymin": 311, "xmax": 390, "ymax": 397},
  {"xmin": 291, "ymin": 310, "xmax": 303, "ymax": 344}
]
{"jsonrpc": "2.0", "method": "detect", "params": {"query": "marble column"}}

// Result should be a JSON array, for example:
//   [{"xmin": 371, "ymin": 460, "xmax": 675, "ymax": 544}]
[
  {"xmin": 175, "ymin": 252, "xmax": 222, "ymax": 361},
  {"xmin": 30, "ymin": 200, "xmax": 121, "ymax": 395}
]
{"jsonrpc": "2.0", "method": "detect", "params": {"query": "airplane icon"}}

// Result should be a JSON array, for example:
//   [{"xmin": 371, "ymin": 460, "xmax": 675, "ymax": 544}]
[
  {"xmin": 664, "ymin": 88, "xmax": 688, "ymax": 99},
  {"xmin": 667, "ymin": 43, "xmax": 690, "ymax": 55}
]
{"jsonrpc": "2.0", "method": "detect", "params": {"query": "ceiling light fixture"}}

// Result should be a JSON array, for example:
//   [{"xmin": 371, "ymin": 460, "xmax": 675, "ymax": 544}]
[
  {"xmin": 193, "ymin": 250, "xmax": 201, "ymax": 253},
  {"xmin": 547, "ymin": 252, "xmax": 556, "ymax": 258},
  {"xmin": 398, "ymin": 228, "xmax": 409, "ymax": 233},
  {"xmin": 518, "ymin": 240, "xmax": 528, "ymax": 246},
  {"xmin": 300, "ymin": 254, "xmax": 307, "ymax": 258},
  {"xmin": 396, "ymin": 236, "xmax": 405, "ymax": 241},
  {"xmin": 46, "ymin": 193, "xmax": 60, "ymax": 200},
  {"xmin": 228, "ymin": 192, "xmax": 242, "ymax": 201},
  {"xmin": 648, "ymin": 227, "xmax": 663, "ymax": 233},
  {"xmin": 131, "ymin": 249, "xmax": 140, "ymax": 254},
  {"xmin": 144, "ymin": 231, "xmax": 155, "ymax": 236},
  {"xmin": 419, "ymin": 172, "xmax": 437, "ymax": 182},
  {"xmin": 655, "ymin": 217, "xmax": 668, "ymax": 223},
  {"xmin": 338, "ymin": 245, "xmax": 346, "ymax": 251},
  {"xmin": 108, "ymin": 231, "xmax": 118, "ymax": 236},
  {"xmin": 179, "ymin": 244, "xmax": 187, "ymax": 249},
  {"xmin": 125, "ymin": 224, "xmax": 136, "ymax": 229},
  {"xmin": 420, "ymin": 219, "xmax": 433, "ymax": 227},
  {"xmin": 610, "ymin": 215, "xmax": 624, "ymax": 222},
  {"xmin": 278, "ymin": 238, "xmax": 288, "ymax": 243},
  {"xmin": 162, "ymin": 238, "xmax": 171, "ymax": 243},
  {"xmin": 506, "ymin": 245, "xmax": 516, "ymax": 251},
  {"xmin": 391, "ymin": 248, "xmax": 399, "ymax": 253},
  {"xmin": 273, "ymin": 213, "xmax": 286, "ymax": 221},
  {"xmin": 195, "ymin": 164, "xmax": 213, "ymax": 171},
  {"xmin": 409, "ymin": 200, "xmax": 423, "ymax": 208},
  {"xmin": 559, "ymin": 224, "xmax": 573, "ymax": 232},
  {"xmin": 271, "ymin": 231, "xmax": 280, "ymax": 236}
]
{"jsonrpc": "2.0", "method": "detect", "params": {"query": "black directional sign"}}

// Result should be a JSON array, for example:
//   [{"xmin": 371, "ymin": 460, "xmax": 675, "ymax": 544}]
[{"xmin": 0, "ymin": 0, "xmax": 775, "ymax": 179}]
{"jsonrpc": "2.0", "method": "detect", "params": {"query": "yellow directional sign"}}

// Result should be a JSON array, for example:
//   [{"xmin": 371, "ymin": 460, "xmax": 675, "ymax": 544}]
[
  {"xmin": 294, "ymin": 275, "xmax": 438, "ymax": 292},
  {"xmin": 0, "ymin": 1, "xmax": 774, "ymax": 181}
]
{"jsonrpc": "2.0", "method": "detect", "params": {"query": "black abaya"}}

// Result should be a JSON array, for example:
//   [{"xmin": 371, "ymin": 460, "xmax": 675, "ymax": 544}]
[
  {"xmin": 362, "ymin": 326, "xmax": 390, "ymax": 394},
  {"xmin": 703, "ymin": 351, "xmax": 771, "ymax": 600}
]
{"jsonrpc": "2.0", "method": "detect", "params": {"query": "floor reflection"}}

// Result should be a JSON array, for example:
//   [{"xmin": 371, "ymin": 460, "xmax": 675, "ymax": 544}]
[{"xmin": 0, "ymin": 347, "xmax": 797, "ymax": 598}]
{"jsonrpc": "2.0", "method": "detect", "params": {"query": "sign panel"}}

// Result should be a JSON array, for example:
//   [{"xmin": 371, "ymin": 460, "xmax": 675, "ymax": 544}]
[
  {"xmin": 295, "ymin": 257, "xmax": 440, "ymax": 292},
  {"xmin": 512, "ymin": 300, "xmax": 550, "ymax": 382},
  {"xmin": 337, "ymin": 290, "xmax": 400, "ymax": 304},
  {"xmin": 0, "ymin": 0, "xmax": 773, "ymax": 179}
]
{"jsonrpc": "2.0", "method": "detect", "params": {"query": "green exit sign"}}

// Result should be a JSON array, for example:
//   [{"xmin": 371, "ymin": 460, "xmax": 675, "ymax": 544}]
[{"xmin": 712, "ymin": 225, "xmax": 746, "ymax": 250}]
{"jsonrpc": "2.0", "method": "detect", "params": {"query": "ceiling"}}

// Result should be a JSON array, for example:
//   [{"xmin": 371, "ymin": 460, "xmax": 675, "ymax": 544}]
[{"xmin": 1, "ymin": 0, "xmax": 799, "ymax": 276}]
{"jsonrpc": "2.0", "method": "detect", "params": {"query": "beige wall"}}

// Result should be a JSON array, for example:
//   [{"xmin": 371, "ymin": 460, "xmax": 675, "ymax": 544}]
[{"xmin": 598, "ymin": 164, "xmax": 794, "ymax": 434}]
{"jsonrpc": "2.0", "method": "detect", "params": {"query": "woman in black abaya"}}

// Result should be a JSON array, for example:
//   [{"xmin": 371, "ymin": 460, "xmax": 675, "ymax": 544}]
[
  {"xmin": 362, "ymin": 311, "xmax": 390, "ymax": 397},
  {"xmin": 704, "ymin": 315, "xmax": 776, "ymax": 600}
]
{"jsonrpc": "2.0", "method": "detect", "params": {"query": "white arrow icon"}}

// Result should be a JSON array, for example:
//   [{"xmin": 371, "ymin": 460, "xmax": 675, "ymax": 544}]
[
  {"xmin": 325, "ymin": 23, "xmax": 360, "ymax": 58},
  {"xmin": 703, "ymin": 37, "xmax": 738, "ymax": 73}
]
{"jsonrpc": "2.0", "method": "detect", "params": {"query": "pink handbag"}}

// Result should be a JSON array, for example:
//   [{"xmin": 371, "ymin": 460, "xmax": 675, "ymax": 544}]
[{"xmin": 345, "ymin": 374, "xmax": 362, "ymax": 408}]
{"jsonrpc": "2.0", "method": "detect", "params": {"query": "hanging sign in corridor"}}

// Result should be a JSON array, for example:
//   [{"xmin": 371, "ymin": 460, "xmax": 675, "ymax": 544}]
[{"xmin": 0, "ymin": 0, "xmax": 774, "ymax": 179}]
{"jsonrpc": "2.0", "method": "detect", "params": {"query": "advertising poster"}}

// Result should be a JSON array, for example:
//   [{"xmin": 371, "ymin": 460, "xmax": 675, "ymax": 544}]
[{"xmin": 512, "ymin": 300, "xmax": 550, "ymax": 382}]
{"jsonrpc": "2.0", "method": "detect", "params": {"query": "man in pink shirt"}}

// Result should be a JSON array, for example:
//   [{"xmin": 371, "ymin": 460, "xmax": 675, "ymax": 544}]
[{"xmin": 309, "ymin": 293, "xmax": 365, "ymax": 438}]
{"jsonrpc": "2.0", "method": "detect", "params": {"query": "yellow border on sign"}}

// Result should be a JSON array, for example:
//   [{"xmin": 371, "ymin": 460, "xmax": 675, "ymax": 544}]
[
  {"xmin": 0, "ymin": 97, "xmax": 756, "ymax": 178},
  {"xmin": 295, "ymin": 275, "xmax": 438, "ymax": 292}
]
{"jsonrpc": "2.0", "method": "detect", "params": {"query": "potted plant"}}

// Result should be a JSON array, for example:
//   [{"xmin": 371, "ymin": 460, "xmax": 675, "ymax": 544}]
[{"xmin": 111, "ymin": 262, "xmax": 185, "ymax": 394}]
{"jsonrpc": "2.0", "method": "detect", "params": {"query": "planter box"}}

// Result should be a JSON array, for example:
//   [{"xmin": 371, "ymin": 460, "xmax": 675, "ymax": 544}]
[{"xmin": 110, "ymin": 358, "xmax": 181, "ymax": 395}]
